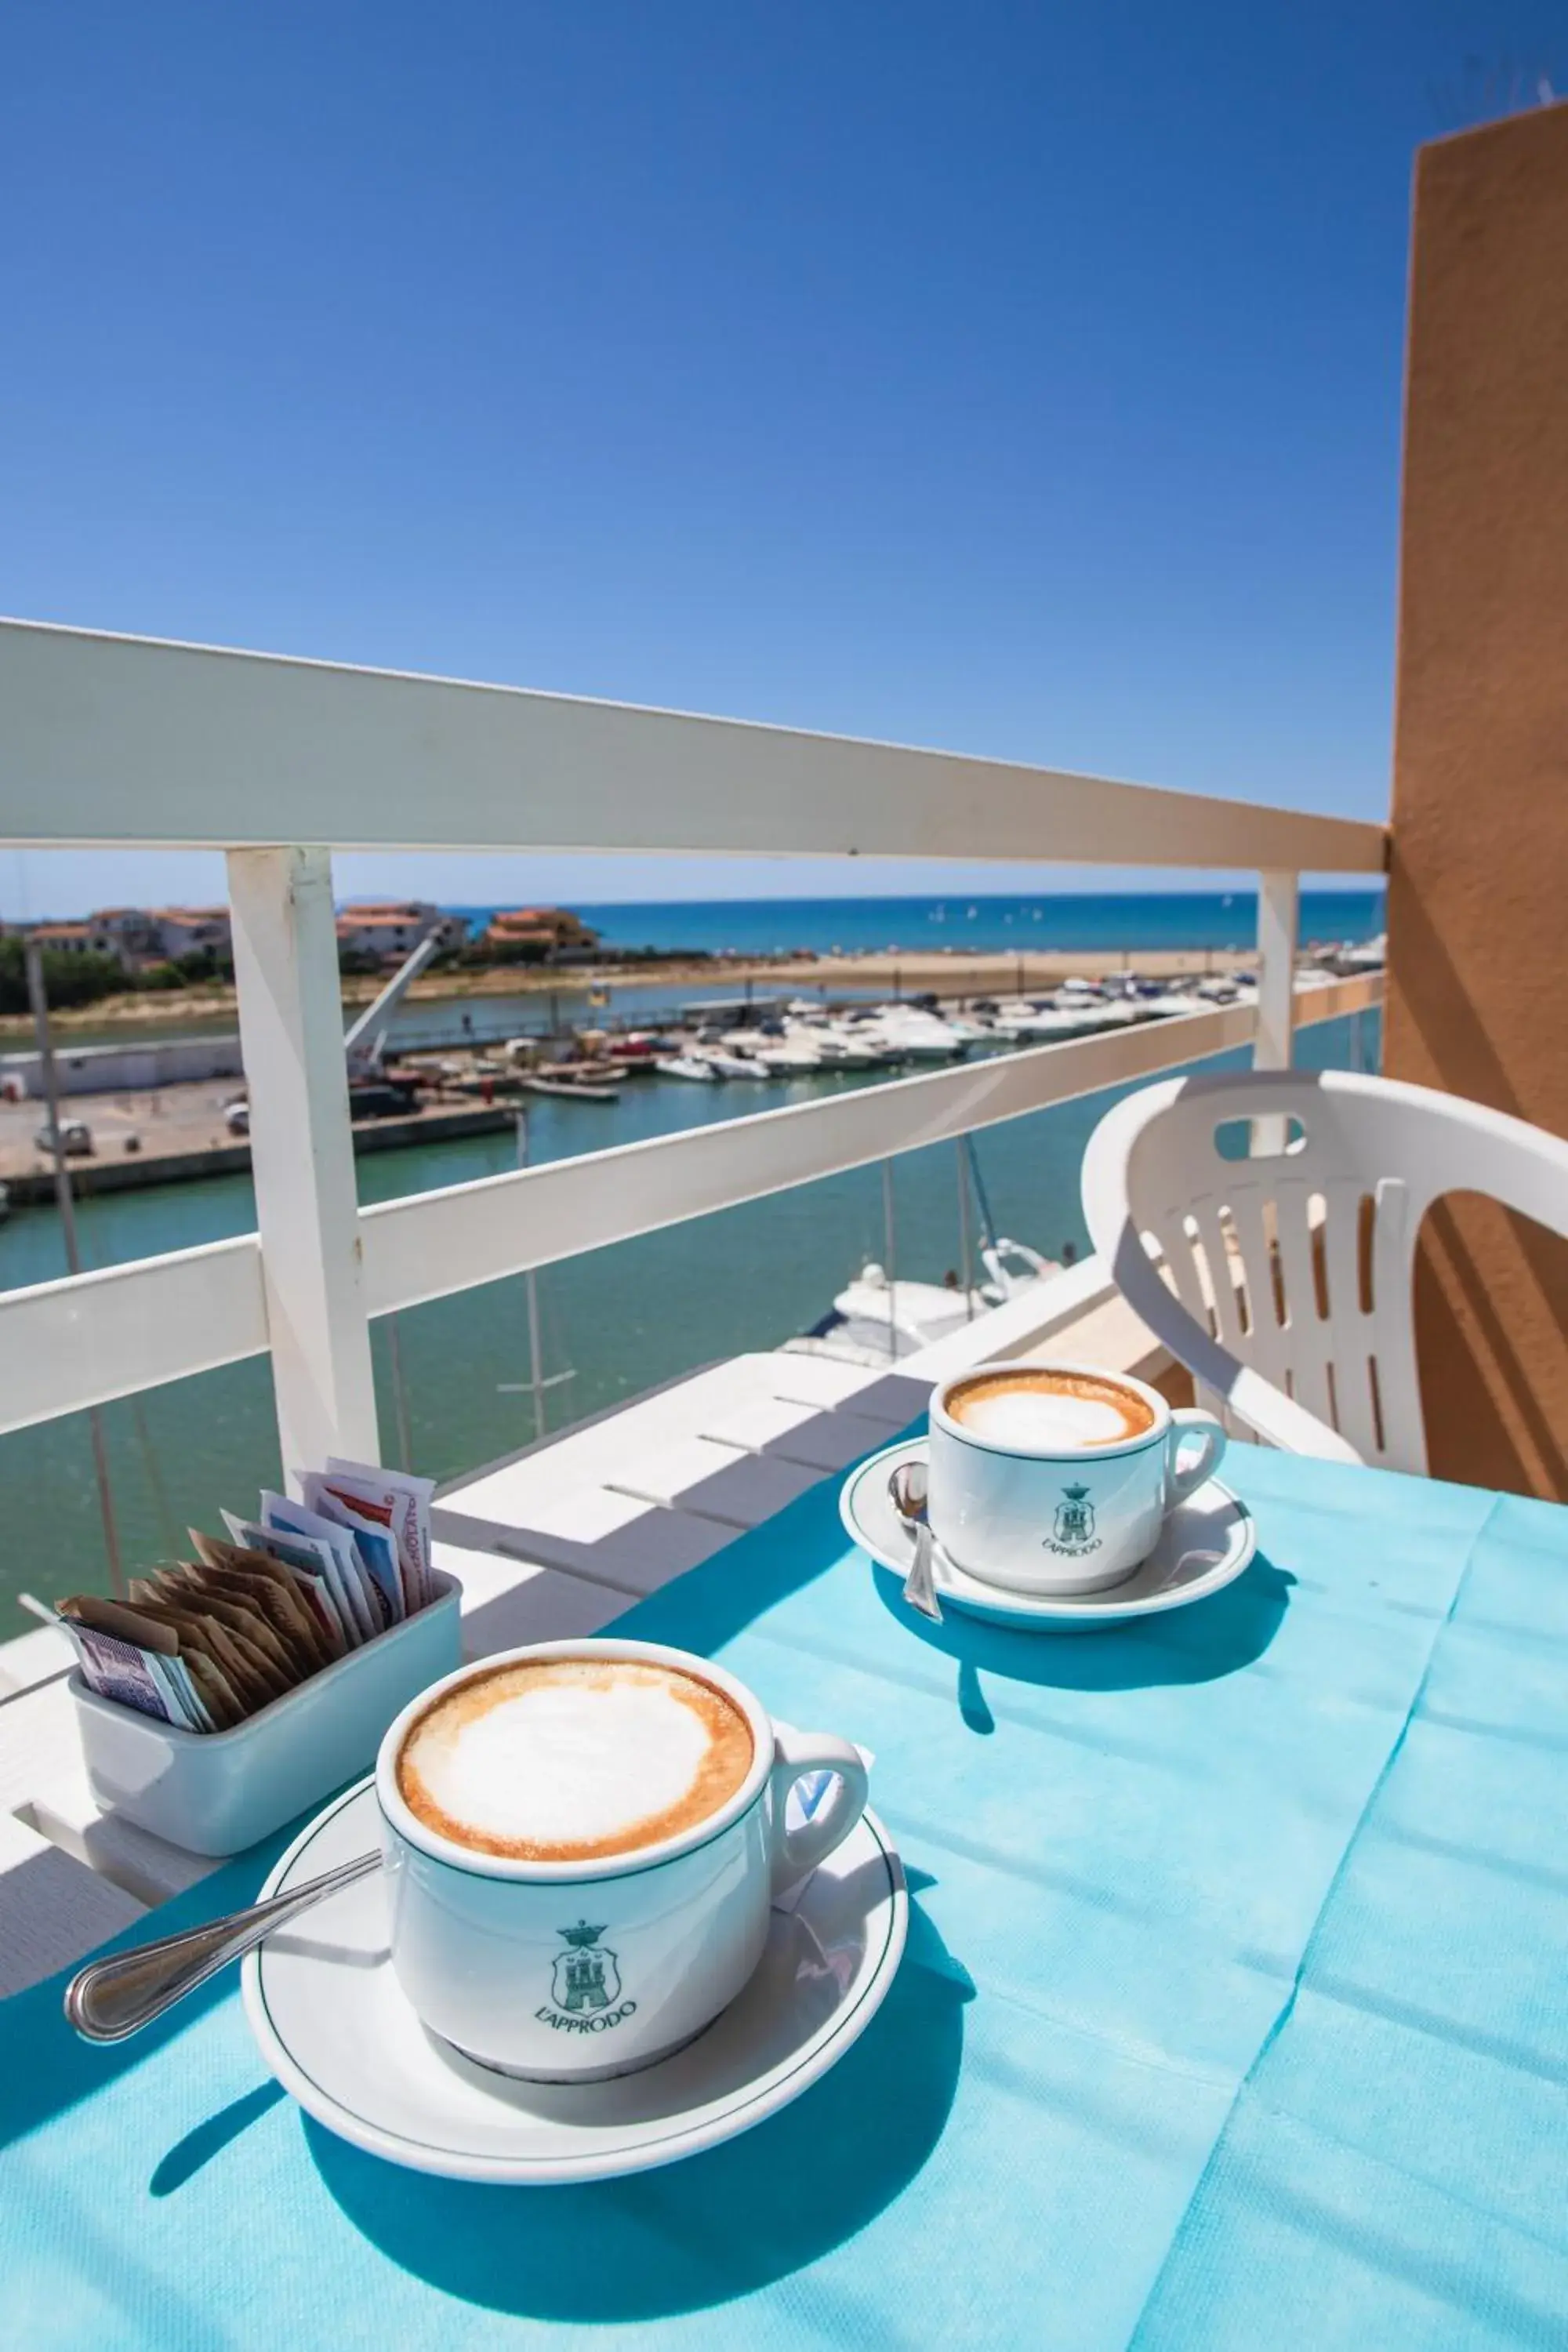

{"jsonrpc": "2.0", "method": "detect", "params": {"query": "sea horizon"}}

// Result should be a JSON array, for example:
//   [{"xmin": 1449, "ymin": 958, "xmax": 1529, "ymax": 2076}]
[{"xmin": 445, "ymin": 886, "xmax": 1386, "ymax": 960}]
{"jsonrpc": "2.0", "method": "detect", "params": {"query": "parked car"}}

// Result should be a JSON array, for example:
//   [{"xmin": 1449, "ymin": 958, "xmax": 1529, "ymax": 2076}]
[{"xmin": 34, "ymin": 1120, "xmax": 93, "ymax": 1157}]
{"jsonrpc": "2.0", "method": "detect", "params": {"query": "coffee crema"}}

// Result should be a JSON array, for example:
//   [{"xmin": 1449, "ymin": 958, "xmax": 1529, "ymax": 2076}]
[
  {"xmin": 396, "ymin": 1657, "xmax": 755, "ymax": 1862},
  {"xmin": 945, "ymin": 1368, "xmax": 1156, "ymax": 1450}
]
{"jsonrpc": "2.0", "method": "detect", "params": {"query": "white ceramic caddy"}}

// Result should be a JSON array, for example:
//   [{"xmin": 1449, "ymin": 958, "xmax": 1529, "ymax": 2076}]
[
  {"xmin": 842, "ymin": 1439, "xmax": 1256, "ymax": 1632},
  {"xmin": 927, "ymin": 1360, "xmax": 1226, "ymax": 1595},
  {"xmin": 243, "ymin": 1775, "xmax": 907, "ymax": 2183},
  {"xmin": 376, "ymin": 1640, "xmax": 871, "ymax": 2082},
  {"xmin": 71, "ymin": 1572, "xmax": 463, "ymax": 1856}
]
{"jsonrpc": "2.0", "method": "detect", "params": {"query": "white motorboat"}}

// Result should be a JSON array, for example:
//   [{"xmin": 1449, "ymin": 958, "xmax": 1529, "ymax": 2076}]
[
  {"xmin": 866, "ymin": 1006, "xmax": 967, "ymax": 1060},
  {"xmin": 655, "ymin": 1054, "xmax": 719, "ymax": 1082},
  {"xmin": 753, "ymin": 1033, "xmax": 824, "ymax": 1073},
  {"xmin": 999, "ymin": 996, "xmax": 1129, "ymax": 1041},
  {"xmin": 698, "ymin": 1049, "xmax": 771, "ymax": 1079},
  {"xmin": 808, "ymin": 1024, "xmax": 894, "ymax": 1070},
  {"xmin": 1135, "ymin": 989, "xmax": 1211, "ymax": 1019},
  {"xmin": 786, "ymin": 1236, "xmax": 1061, "ymax": 1367}
]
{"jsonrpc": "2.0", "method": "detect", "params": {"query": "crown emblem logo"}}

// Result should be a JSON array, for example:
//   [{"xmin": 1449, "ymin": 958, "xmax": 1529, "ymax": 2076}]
[
  {"xmin": 1052, "ymin": 1482, "xmax": 1097, "ymax": 1549},
  {"xmin": 550, "ymin": 1920, "xmax": 622, "ymax": 2012}
]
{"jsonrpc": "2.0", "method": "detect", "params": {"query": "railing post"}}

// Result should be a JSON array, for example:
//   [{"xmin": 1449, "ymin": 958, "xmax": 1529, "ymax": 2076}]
[
  {"xmin": 1254, "ymin": 869, "xmax": 1299, "ymax": 1154},
  {"xmin": 227, "ymin": 846, "xmax": 379, "ymax": 1479},
  {"xmin": 1254, "ymin": 869, "xmax": 1299, "ymax": 1072}
]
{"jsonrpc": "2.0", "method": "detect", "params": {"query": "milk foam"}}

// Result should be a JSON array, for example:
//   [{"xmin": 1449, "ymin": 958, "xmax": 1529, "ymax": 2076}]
[
  {"xmin": 401, "ymin": 1665, "xmax": 745, "ymax": 1853},
  {"xmin": 959, "ymin": 1391, "xmax": 1133, "ymax": 1446},
  {"xmin": 951, "ymin": 1380, "xmax": 1148, "ymax": 1449}
]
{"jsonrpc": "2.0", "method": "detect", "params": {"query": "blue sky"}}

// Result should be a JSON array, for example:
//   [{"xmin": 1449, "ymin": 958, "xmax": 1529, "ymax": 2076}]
[{"xmin": 1, "ymin": 3, "xmax": 1559, "ymax": 918}]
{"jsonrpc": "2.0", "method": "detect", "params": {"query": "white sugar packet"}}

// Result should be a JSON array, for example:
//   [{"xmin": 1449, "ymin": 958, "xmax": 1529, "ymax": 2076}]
[
  {"xmin": 260, "ymin": 1491, "xmax": 397, "ymax": 1633},
  {"xmin": 316, "ymin": 1463, "xmax": 434, "ymax": 1611}
]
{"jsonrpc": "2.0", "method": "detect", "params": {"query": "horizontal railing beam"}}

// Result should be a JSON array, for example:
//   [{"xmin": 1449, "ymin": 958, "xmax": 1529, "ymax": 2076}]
[
  {"xmin": 0, "ymin": 1236, "xmax": 267, "ymax": 1437},
  {"xmin": 0, "ymin": 620, "xmax": 1387, "ymax": 870},
  {"xmin": 0, "ymin": 975, "xmax": 1381, "ymax": 1436}
]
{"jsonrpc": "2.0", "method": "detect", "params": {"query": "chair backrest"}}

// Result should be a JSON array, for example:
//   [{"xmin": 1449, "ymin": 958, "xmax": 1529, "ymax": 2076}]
[{"xmin": 1081, "ymin": 1069, "xmax": 1568, "ymax": 1475}]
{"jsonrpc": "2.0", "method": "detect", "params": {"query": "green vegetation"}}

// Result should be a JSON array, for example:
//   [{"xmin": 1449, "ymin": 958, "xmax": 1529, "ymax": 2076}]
[{"xmin": 0, "ymin": 938, "xmax": 234, "ymax": 1014}]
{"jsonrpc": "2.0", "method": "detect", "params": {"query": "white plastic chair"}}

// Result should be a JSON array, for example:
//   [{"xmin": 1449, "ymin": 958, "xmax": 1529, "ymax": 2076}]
[{"xmin": 1081, "ymin": 1068, "xmax": 1568, "ymax": 1474}]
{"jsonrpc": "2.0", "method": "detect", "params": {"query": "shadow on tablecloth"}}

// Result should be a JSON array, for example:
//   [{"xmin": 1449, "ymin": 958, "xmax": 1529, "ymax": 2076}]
[
  {"xmin": 869, "ymin": 1549, "xmax": 1293, "ymax": 1698},
  {"xmin": 307, "ymin": 1883, "xmax": 969, "ymax": 2322}
]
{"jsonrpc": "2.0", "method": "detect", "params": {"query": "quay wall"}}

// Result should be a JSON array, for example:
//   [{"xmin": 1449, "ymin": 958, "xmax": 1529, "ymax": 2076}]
[{"xmin": 4, "ymin": 1105, "xmax": 511, "ymax": 1203}]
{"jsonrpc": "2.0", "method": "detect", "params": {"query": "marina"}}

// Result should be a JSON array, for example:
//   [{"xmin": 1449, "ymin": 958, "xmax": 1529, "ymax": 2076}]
[{"xmin": 0, "ymin": 953, "xmax": 1375, "ymax": 1203}]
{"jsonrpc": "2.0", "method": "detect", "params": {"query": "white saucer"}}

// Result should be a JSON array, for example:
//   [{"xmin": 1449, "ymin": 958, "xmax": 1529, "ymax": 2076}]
[
  {"xmin": 840, "ymin": 1438, "xmax": 1256, "ymax": 1632},
  {"xmin": 242, "ymin": 1777, "xmax": 906, "ymax": 2184}
]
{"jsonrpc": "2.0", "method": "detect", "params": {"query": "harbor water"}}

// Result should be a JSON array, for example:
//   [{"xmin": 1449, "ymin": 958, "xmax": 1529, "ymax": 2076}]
[{"xmin": 0, "ymin": 1004, "xmax": 1378, "ymax": 1617}]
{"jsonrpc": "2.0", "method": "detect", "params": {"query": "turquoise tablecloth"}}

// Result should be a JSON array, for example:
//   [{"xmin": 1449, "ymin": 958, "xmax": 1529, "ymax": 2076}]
[{"xmin": 4, "ymin": 1443, "xmax": 1567, "ymax": 2349}]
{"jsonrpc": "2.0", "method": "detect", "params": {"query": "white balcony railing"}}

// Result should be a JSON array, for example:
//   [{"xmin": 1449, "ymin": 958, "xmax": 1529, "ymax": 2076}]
[{"xmin": 0, "ymin": 619, "xmax": 1387, "ymax": 1467}]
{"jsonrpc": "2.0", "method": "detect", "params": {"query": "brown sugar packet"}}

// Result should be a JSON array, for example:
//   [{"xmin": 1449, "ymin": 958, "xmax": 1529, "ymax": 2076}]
[
  {"xmin": 184, "ymin": 1541, "xmax": 329, "ymax": 1675},
  {"xmin": 125, "ymin": 1591, "xmax": 274, "ymax": 1719},
  {"xmin": 140, "ymin": 1582, "xmax": 293, "ymax": 1711},
  {"xmin": 174, "ymin": 1606, "xmax": 286, "ymax": 1715},
  {"xmin": 184, "ymin": 1564, "xmax": 323, "ymax": 1686},
  {"xmin": 122, "ymin": 1595, "xmax": 256, "ymax": 1717},
  {"xmin": 180, "ymin": 1647, "xmax": 245, "ymax": 1733},
  {"xmin": 59, "ymin": 1592, "xmax": 180, "ymax": 1657},
  {"xmin": 176, "ymin": 1564, "xmax": 315, "ymax": 1686},
  {"xmin": 208, "ymin": 1527, "xmax": 348, "ymax": 1661},
  {"xmin": 151, "ymin": 1566, "xmax": 301, "ymax": 1691},
  {"xmin": 187, "ymin": 1533, "xmax": 336, "ymax": 1672}
]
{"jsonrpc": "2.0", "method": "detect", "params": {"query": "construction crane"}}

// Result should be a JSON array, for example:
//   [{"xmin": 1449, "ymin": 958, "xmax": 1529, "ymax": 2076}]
[{"xmin": 342, "ymin": 932, "xmax": 443, "ymax": 1078}]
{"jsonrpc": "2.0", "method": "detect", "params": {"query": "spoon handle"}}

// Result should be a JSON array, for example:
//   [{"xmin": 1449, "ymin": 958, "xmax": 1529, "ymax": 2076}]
[
  {"xmin": 902, "ymin": 1523, "xmax": 944, "ymax": 1622},
  {"xmin": 64, "ymin": 1848, "xmax": 382, "ymax": 2043}
]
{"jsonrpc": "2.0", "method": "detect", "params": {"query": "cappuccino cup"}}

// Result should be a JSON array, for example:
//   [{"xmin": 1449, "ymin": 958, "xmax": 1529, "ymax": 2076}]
[
  {"xmin": 926, "ymin": 1360, "xmax": 1226, "ymax": 1596},
  {"xmin": 375, "ymin": 1639, "xmax": 869, "ymax": 2081}
]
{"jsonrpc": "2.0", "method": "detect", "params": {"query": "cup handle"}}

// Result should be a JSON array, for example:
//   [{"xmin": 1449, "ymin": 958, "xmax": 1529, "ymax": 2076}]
[
  {"xmin": 768, "ymin": 1726, "xmax": 869, "ymax": 1898},
  {"xmin": 1167, "ymin": 1409, "xmax": 1226, "ymax": 1504}
]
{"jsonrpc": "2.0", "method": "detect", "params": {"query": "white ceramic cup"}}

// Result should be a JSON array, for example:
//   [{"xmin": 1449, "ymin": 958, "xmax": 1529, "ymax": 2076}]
[
  {"xmin": 375, "ymin": 1638, "xmax": 869, "ymax": 2081},
  {"xmin": 926, "ymin": 1359, "xmax": 1226, "ymax": 1596}
]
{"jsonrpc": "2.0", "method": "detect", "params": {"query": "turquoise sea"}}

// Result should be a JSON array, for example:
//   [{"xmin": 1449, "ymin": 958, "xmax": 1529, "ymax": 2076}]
[{"xmin": 481, "ymin": 887, "xmax": 1386, "ymax": 960}]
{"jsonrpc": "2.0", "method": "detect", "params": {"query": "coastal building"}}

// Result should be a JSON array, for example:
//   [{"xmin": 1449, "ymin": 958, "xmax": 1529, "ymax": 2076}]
[
  {"xmin": 478, "ymin": 906, "xmax": 601, "ymax": 961},
  {"xmin": 34, "ymin": 906, "xmax": 235, "ymax": 971},
  {"xmin": 335, "ymin": 899, "xmax": 466, "ymax": 964},
  {"xmin": 143, "ymin": 906, "xmax": 230, "ymax": 964},
  {"xmin": 27, "ymin": 920, "xmax": 101, "ymax": 959}
]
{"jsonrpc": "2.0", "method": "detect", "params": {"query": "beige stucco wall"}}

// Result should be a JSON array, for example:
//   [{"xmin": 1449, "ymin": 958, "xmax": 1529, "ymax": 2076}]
[{"xmin": 1385, "ymin": 103, "xmax": 1568, "ymax": 1496}]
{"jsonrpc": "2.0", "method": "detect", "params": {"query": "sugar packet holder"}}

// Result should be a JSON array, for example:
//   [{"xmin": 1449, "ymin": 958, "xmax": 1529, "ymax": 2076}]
[{"xmin": 69, "ymin": 1573, "xmax": 463, "ymax": 1855}]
